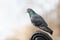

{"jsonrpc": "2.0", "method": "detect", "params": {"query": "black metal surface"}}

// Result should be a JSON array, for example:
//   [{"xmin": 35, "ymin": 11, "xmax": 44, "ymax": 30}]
[{"xmin": 30, "ymin": 32, "xmax": 53, "ymax": 40}]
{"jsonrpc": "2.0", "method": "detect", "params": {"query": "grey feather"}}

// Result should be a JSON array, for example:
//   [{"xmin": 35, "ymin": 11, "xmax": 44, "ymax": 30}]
[{"xmin": 27, "ymin": 8, "xmax": 53, "ymax": 35}]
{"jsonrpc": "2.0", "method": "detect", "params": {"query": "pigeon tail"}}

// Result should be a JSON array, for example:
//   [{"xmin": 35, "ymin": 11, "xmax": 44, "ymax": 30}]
[{"xmin": 39, "ymin": 26, "xmax": 53, "ymax": 35}]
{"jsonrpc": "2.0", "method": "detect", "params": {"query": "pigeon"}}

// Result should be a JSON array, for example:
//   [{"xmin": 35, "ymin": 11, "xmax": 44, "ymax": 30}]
[{"xmin": 27, "ymin": 8, "xmax": 53, "ymax": 35}]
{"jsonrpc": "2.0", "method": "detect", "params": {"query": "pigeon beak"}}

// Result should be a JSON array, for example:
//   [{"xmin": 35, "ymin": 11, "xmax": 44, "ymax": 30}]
[{"xmin": 40, "ymin": 26, "xmax": 53, "ymax": 35}]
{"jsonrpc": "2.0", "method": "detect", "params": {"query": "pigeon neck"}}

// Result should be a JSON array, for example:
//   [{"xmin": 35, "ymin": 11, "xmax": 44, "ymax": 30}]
[{"xmin": 29, "ymin": 11, "xmax": 36, "ymax": 17}]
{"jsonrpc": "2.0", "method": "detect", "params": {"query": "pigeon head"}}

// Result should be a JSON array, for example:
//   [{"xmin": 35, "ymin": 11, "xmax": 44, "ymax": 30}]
[{"xmin": 27, "ymin": 8, "xmax": 36, "ymax": 17}]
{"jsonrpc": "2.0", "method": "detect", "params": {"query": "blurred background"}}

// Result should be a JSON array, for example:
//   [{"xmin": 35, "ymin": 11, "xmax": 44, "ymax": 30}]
[{"xmin": 0, "ymin": 0, "xmax": 60, "ymax": 40}]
